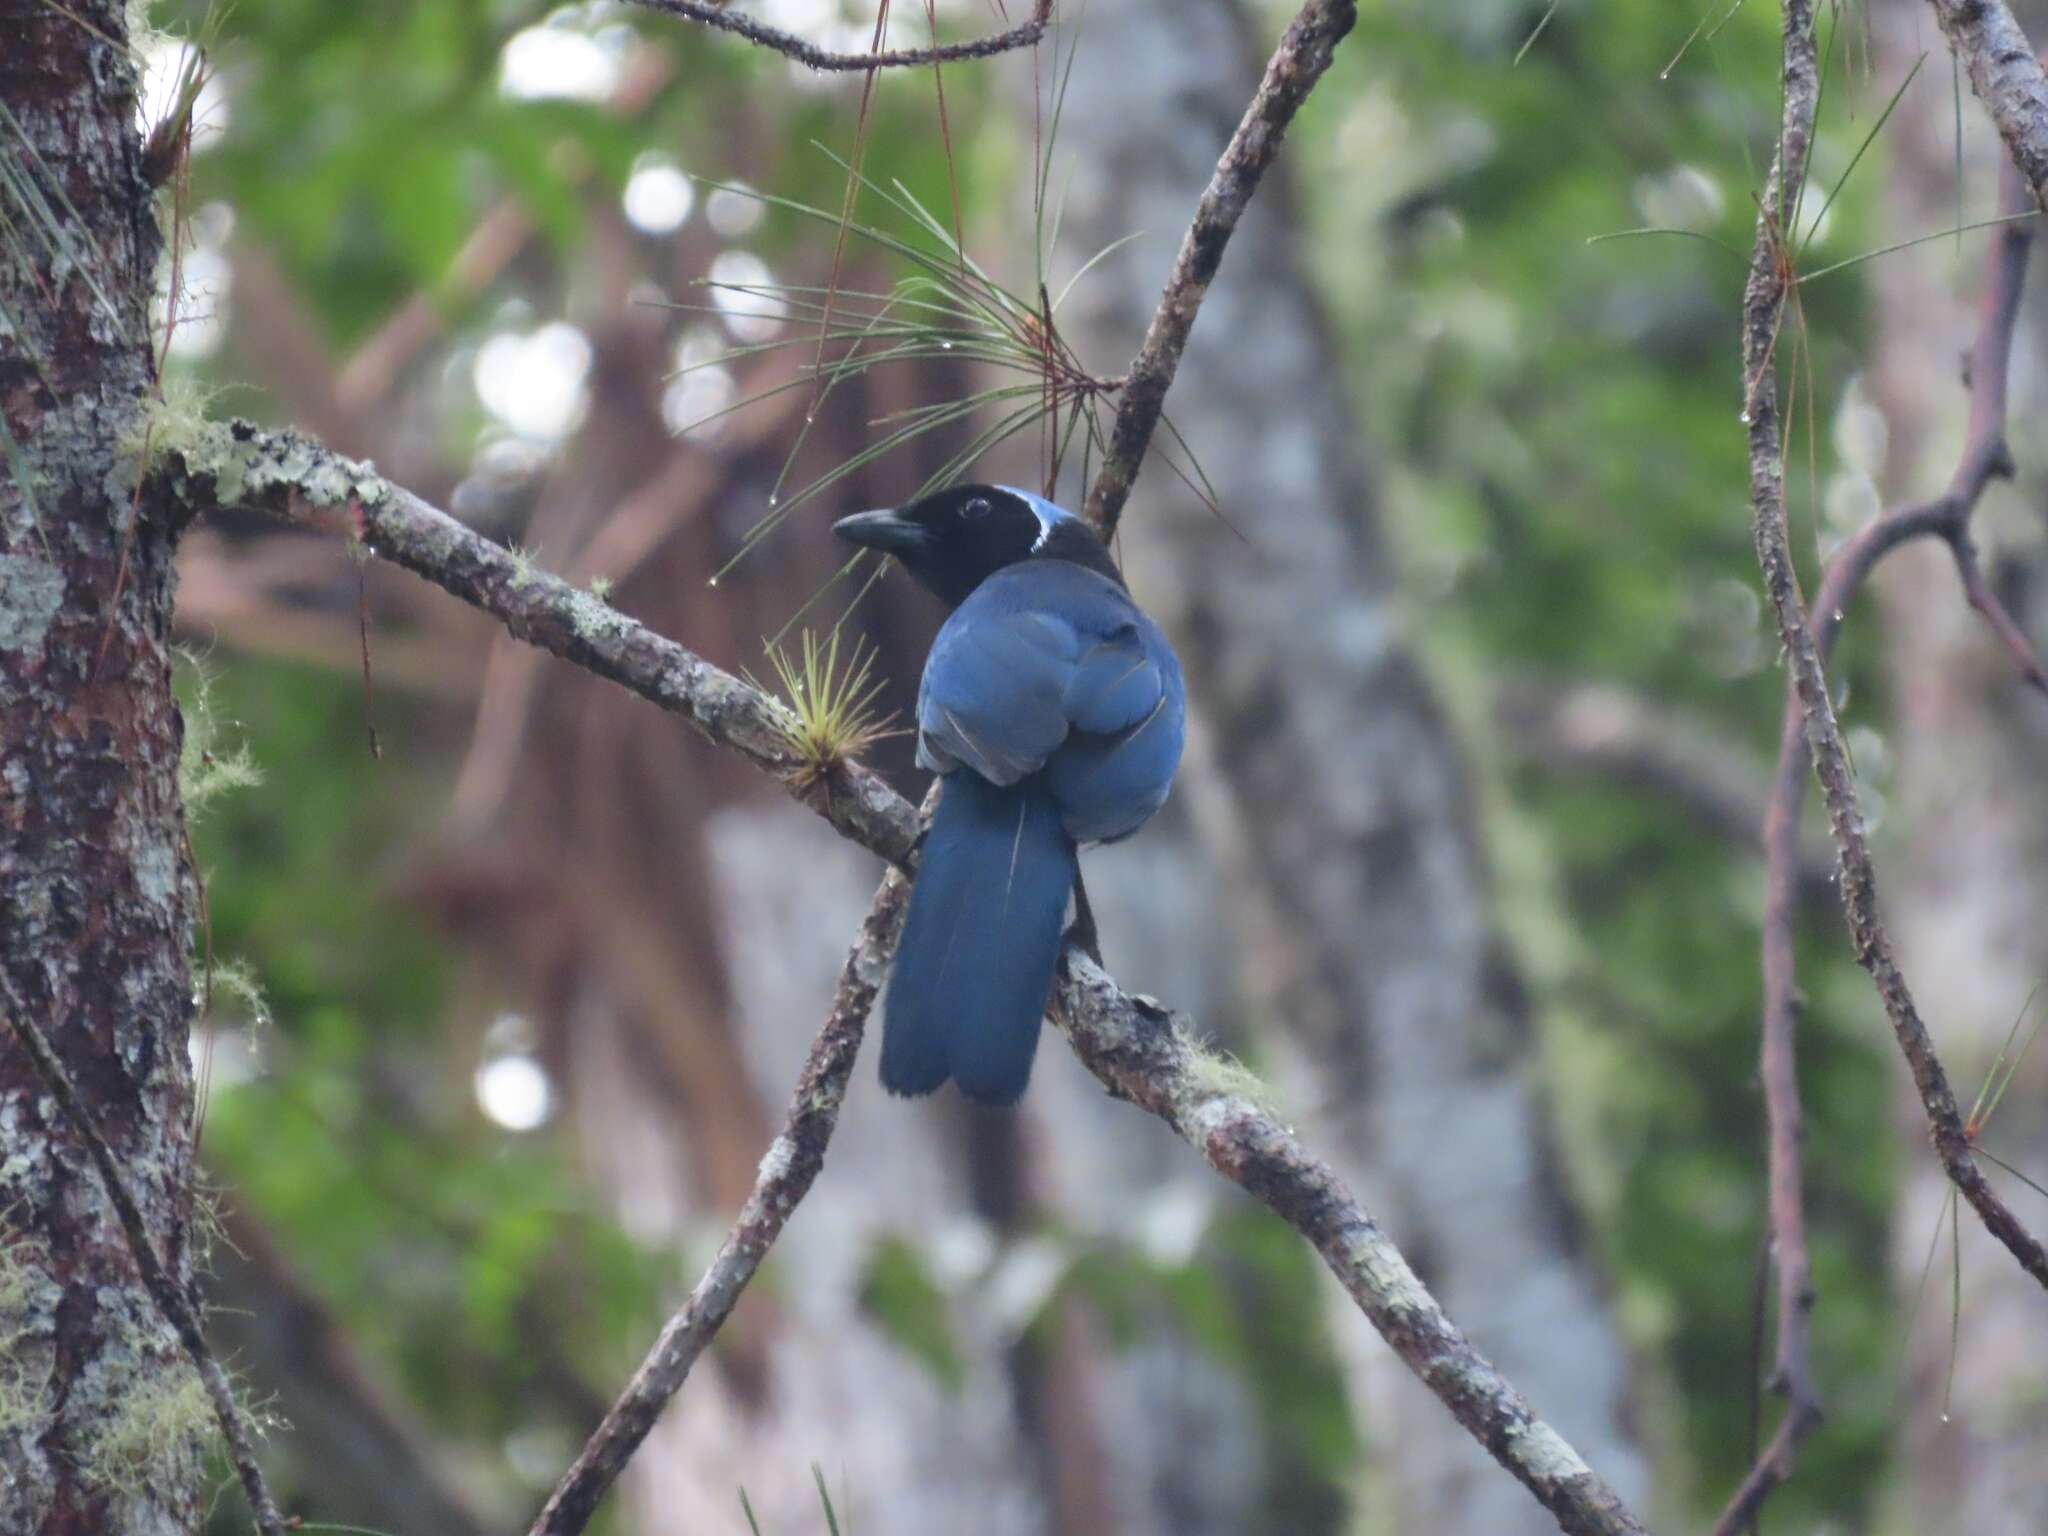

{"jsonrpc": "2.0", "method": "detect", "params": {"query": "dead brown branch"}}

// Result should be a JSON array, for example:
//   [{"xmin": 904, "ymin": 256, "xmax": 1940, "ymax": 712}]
[{"xmin": 1721, "ymin": 22, "xmax": 2048, "ymax": 1534}]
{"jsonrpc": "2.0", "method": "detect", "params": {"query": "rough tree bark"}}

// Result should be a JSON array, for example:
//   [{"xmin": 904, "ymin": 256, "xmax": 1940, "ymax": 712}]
[
  {"xmin": 1036, "ymin": 1, "xmax": 1651, "ymax": 1528},
  {"xmin": 0, "ymin": 8, "xmax": 208, "ymax": 1536},
  {"xmin": 1874, "ymin": 0, "xmax": 2048, "ymax": 1524}
]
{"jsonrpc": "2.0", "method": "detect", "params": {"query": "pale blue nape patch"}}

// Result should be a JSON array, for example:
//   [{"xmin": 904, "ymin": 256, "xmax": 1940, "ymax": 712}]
[{"xmin": 996, "ymin": 485, "xmax": 1079, "ymax": 550}]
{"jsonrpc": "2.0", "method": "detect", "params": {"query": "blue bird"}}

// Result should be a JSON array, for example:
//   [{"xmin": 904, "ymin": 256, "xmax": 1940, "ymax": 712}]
[{"xmin": 835, "ymin": 485, "xmax": 1185, "ymax": 1105}]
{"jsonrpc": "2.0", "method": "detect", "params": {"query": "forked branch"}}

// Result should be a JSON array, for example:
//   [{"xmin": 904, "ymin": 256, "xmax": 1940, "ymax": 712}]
[{"xmin": 1722, "ymin": 13, "xmax": 2048, "ymax": 1533}]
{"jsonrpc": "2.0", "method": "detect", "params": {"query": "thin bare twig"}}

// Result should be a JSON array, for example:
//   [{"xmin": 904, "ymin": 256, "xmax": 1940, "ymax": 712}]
[
  {"xmin": 628, "ymin": 0, "xmax": 1050, "ymax": 72},
  {"xmin": 527, "ymin": 869, "xmax": 909, "ymax": 1536},
  {"xmin": 1083, "ymin": 0, "xmax": 1358, "ymax": 537},
  {"xmin": 1722, "ymin": 18, "xmax": 2048, "ymax": 1532},
  {"xmin": 155, "ymin": 423, "xmax": 1646, "ymax": 1536},
  {"xmin": 3, "ymin": 1003, "xmax": 286, "ymax": 1536}
]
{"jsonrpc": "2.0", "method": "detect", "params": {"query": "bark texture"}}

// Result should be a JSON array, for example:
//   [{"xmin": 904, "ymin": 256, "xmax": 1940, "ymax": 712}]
[
  {"xmin": 1037, "ymin": 2, "xmax": 1650, "ymax": 1527},
  {"xmin": 0, "ymin": 8, "xmax": 206, "ymax": 1535}
]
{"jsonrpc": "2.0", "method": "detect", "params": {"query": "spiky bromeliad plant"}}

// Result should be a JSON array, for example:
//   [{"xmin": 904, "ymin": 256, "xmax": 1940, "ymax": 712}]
[{"xmin": 755, "ymin": 627, "xmax": 901, "ymax": 794}]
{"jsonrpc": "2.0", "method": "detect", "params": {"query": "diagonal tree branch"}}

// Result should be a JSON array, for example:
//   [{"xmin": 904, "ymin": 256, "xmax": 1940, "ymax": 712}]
[
  {"xmin": 1723, "ymin": 15, "xmax": 2048, "ymax": 1533},
  {"xmin": 627, "ymin": 0, "xmax": 1050, "ymax": 72},
  {"xmin": 1924, "ymin": 0, "xmax": 2048, "ymax": 207},
  {"xmin": 528, "ymin": 869, "xmax": 909, "ymax": 1536},
  {"xmin": 153, "ymin": 424, "xmax": 923, "ymax": 868},
  {"xmin": 149, "ymin": 419, "xmax": 1645, "ymax": 1536},
  {"xmin": 1083, "ymin": 0, "xmax": 1358, "ymax": 537}
]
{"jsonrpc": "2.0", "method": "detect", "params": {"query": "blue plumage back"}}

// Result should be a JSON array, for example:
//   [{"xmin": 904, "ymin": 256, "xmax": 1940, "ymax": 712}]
[
  {"xmin": 882, "ymin": 773, "xmax": 1078, "ymax": 1104},
  {"xmin": 833, "ymin": 485, "xmax": 1183, "ymax": 1105}
]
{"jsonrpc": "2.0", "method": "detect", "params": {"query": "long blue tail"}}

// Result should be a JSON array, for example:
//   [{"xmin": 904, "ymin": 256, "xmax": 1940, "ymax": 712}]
[{"xmin": 882, "ymin": 772, "xmax": 1077, "ymax": 1105}]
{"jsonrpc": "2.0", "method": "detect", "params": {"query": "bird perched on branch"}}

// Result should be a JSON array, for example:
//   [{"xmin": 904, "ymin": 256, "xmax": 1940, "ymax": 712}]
[{"xmin": 835, "ymin": 485, "xmax": 1185, "ymax": 1105}]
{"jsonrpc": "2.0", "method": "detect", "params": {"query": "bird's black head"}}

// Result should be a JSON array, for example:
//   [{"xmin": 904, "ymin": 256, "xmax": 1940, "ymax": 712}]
[{"xmin": 833, "ymin": 483, "xmax": 1118, "ymax": 608}]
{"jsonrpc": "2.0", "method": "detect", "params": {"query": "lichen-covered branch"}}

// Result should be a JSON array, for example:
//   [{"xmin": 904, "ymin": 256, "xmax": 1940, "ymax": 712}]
[
  {"xmin": 1082, "ymin": 0, "xmax": 1359, "ymax": 538},
  {"xmin": 1924, "ymin": 0, "xmax": 2048, "ymax": 207},
  {"xmin": 1051, "ymin": 953, "xmax": 1645, "ymax": 1536},
  {"xmin": 156, "ymin": 423, "xmax": 1646, "ymax": 1536},
  {"xmin": 527, "ymin": 870, "xmax": 908, "ymax": 1536},
  {"xmin": 151, "ymin": 425, "xmax": 920, "ymax": 869},
  {"xmin": 1725, "ymin": 12, "xmax": 2048, "ymax": 1531},
  {"xmin": 628, "ymin": 0, "xmax": 1049, "ymax": 72}
]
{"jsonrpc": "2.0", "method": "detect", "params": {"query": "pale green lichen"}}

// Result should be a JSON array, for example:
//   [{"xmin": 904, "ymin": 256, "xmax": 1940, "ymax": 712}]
[
  {"xmin": 0, "ymin": 553, "xmax": 64, "ymax": 655},
  {"xmin": 197, "ymin": 957, "xmax": 269, "ymax": 1032},
  {"xmin": 755, "ymin": 1135, "xmax": 797, "ymax": 1184},
  {"xmin": 564, "ymin": 584, "xmax": 633, "ymax": 645},
  {"xmin": 587, "ymin": 574, "xmax": 614, "ymax": 602},
  {"xmin": 175, "ymin": 647, "xmax": 263, "ymax": 819},
  {"xmin": 0, "ymin": 1229, "xmax": 55, "ymax": 1457},
  {"xmin": 0, "ymin": 1351, "xmax": 52, "ymax": 1448},
  {"xmin": 118, "ymin": 371, "xmax": 220, "ymax": 478},
  {"xmin": 1506, "ymin": 1417, "xmax": 1593, "ymax": 1485},
  {"xmin": 157, "ymin": 420, "xmax": 392, "ymax": 519},
  {"xmin": 1343, "ymin": 1226, "xmax": 1435, "ymax": 1318},
  {"xmin": 130, "ymin": 832, "xmax": 181, "ymax": 913},
  {"xmin": 505, "ymin": 542, "xmax": 543, "ymax": 587},
  {"xmin": 76, "ymin": 1361, "xmax": 217, "ymax": 1499},
  {"xmin": 1175, "ymin": 1021, "xmax": 1282, "ymax": 1114}
]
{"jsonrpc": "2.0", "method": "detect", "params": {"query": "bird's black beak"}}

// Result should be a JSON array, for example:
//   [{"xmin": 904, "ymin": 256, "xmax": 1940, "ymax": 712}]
[{"xmin": 833, "ymin": 509, "xmax": 927, "ymax": 557}]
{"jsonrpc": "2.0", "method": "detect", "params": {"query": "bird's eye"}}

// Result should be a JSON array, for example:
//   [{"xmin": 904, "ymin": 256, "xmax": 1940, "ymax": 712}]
[{"xmin": 962, "ymin": 496, "xmax": 991, "ymax": 521}]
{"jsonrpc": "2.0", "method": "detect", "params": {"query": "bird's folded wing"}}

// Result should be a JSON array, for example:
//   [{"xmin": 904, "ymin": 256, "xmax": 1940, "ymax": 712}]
[
  {"xmin": 917, "ymin": 609, "xmax": 1080, "ymax": 783},
  {"xmin": 1060, "ymin": 626, "xmax": 1164, "ymax": 736},
  {"xmin": 917, "ymin": 566, "xmax": 1173, "ymax": 797}
]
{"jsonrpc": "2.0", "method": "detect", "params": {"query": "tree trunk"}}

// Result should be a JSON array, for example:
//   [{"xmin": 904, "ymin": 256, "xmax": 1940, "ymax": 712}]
[
  {"xmin": 0, "ymin": 9, "xmax": 206, "ymax": 1536},
  {"xmin": 1872, "ymin": 1, "xmax": 2048, "ymax": 1526},
  {"xmin": 1035, "ymin": 1, "xmax": 1650, "ymax": 1527}
]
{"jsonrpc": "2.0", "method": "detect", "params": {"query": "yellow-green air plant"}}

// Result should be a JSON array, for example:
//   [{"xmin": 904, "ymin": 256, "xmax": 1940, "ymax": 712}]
[{"xmin": 757, "ymin": 628, "xmax": 900, "ymax": 795}]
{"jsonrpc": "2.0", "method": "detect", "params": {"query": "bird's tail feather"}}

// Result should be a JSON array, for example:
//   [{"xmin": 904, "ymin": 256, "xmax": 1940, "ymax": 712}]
[{"xmin": 882, "ymin": 773, "xmax": 1076, "ymax": 1105}]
